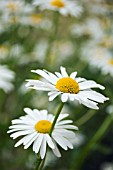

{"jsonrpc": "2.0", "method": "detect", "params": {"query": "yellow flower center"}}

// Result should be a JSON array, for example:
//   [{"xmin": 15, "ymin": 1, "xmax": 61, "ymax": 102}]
[
  {"xmin": 108, "ymin": 59, "xmax": 113, "ymax": 65},
  {"xmin": 6, "ymin": 3, "xmax": 18, "ymax": 11},
  {"xmin": 51, "ymin": 0, "xmax": 65, "ymax": 8},
  {"xmin": 0, "ymin": 45, "xmax": 8, "ymax": 53},
  {"xmin": 30, "ymin": 14, "xmax": 42, "ymax": 24},
  {"xmin": 35, "ymin": 120, "xmax": 52, "ymax": 133},
  {"xmin": 56, "ymin": 77, "xmax": 79, "ymax": 94}
]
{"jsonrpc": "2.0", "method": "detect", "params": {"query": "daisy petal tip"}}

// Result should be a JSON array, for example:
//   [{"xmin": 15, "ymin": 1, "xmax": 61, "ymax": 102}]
[
  {"xmin": 106, "ymin": 97, "xmax": 109, "ymax": 101},
  {"xmin": 57, "ymin": 154, "xmax": 61, "ymax": 158},
  {"xmin": 49, "ymin": 97, "xmax": 53, "ymax": 102},
  {"xmin": 31, "ymin": 70, "xmax": 36, "ymax": 73}
]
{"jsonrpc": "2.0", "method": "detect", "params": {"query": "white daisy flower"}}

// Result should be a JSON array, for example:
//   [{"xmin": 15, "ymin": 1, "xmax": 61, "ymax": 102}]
[
  {"xmin": 26, "ymin": 66, "xmax": 109, "ymax": 110},
  {"xmin": 83, "ymin": 45, "xmax": 113, "ymax": 77},
  {"xmin": 0, "ymin": 0, "xmax": 33, "ymax": 15},
  {"xmin": 0, "ymin": 65, "xmax": 15, "ymax": 93},
  {"xmin": 0, "ymin": 45, "xmax": 9, "ymax": 59},
  {"xmin": 7, "ymin": 108, "xmax": 78, "ymax": 159},
  {"xmin": 33, "ymin": 0, "xmax": 82, "ymax": 17},
  {"xmin": 99, "ymin": 57, "xmax": 113, "ymax": 77}
]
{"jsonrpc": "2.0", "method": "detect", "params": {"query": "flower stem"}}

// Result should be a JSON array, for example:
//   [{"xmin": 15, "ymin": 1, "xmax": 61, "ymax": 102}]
[
  {"xmin": 35, "ymin": 154, "xmax": 42, "ymax": 170},
  {"xmin": 49, "ymin": 102, "xmax": 64, "ymax": 135},
  {"xmin": 44, "ymin": 11, "xmax": 60, "ymax": 67},
  {"xmin": 70, "ymin": 114, "xmax": 113, "ymax": 169},
  {"xmin": 75, "ymin": 110, "xmax": 96, "ymax": 126},
  {"xmin": 38, "ymin": 155, "xmax": 46, "ymax": 170}
]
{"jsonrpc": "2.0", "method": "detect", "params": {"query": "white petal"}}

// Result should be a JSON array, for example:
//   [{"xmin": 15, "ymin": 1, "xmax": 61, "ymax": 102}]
[
  {"xmin": 56, "ymin": 120, "xmax": 73, "ymax": 125},
  {"xmin": 52, "ymin": 134, "xmax": 67, "ymax": 150},
  {"xmin": 49, "ymin": 92, "xmax": 61, "ymax": 101},
  {"xmin": 69, "ymin": 94, "xmax": 75, "ymax": 101},
  {"xmin": 26, "ymin": 80, "xmax": 56, "ymax": 91},
  {"xmin": 55, "ymin": 72, "xmax": 63, "ymax": 78},
  {"xmin": 61, "ymin": 93, "xmax": 68, "ymax": 102},
  {"xmin": 45, "ymin": 134, "xmax": 55, "ymax": 149},
  {"xmin": 11, "ymin": 119, "xmax": 35, "ymax": 125},
  {"xmin": 75, "ymin": 77, "xmax": 86, "ymax": 83},
  {"xmin": 57, "ymin": 114, "xmax": 69, "ymax": 122},
  {"xmin": 24, "ymin": 108, "xmax": 36, "ymax": 121},
  {"xmin": 77, "ymin": 94, "xmax": 99, "ymax": 109},
  {"xmin": 10, "ymin": 129, "xmax": 35, "ymax": 139},
  {"xmin": 47, "ymin": 114, "xmax": 54, "ymax": 121},
  {"xmin": 32, "ymin": 69, "xmax": 55, "ymax": 84},
  {"xmin": 79, "ymin": 80, "xmax": 105, "ymax": 90},
  {"xmin": 70, "ymin": 72, "xmax": 77, "ymax": 79},
  {"xmin": 60, "ymin": 66, "xmax": 68, "ymax": 77},
  {"xmin": 24, "ymin": 133, "xmax": 38, "ymax": 149},
  {"xmin": 60, "ymin": 136, "xmax": 73, "ymax": 149},
  {"xmin": 33, "ymin": 109, "xmax": 42, "ymax": 120},
  {"xmin": 40, "ymin": 110, "xmax": 48, "ymax": 120},
  {"xmin": 52, "ymin": 141, "xmax": 61, "ymax": 157},
  {"xmin": 32, "ymin": 109, "xmax": 42, "ymax": 121},
  {"xmin": 9, "ymin": 124, "xmax": 33, "ymax": 130},
  {"xmin": 23, "ymin": 132, "xmax": 37, "ymax": 145},
  {"xmin": 15, "ymin": 137, "xmax": 26, "ymax": 147},
  {"xmin": 79, "ymin": 90, "xmax": 109, "ymax": 103},
  {"xmin": 43, "ymin": 70, "xmax": 58, "ymax": 84},
  {"xmin": 56, "ymin": 125, "xmax": 78, "ymax": 130},
  {"xmin": 54, "ymin": 129, "xmax": 76, "ymax": 139},
  {"xmin": 33, "ymin": 134, "xmax": 43, "ymax": 153},
  {"xmin": 26, "ymin": 80, "xmax": 51, "ymax": 91},
  {"xmin": 40, "ymin": 135, "xmax": 47, "ymax": 159}
]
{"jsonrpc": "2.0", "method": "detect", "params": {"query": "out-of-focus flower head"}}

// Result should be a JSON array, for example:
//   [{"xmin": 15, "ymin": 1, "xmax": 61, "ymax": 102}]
[
  {"xmin": 0, "ymin": 65, "xmax": 15, "ymax": 93},
  {"xmin": 33, "ymin": 0, "xmax": 82, "ymax": 17}
]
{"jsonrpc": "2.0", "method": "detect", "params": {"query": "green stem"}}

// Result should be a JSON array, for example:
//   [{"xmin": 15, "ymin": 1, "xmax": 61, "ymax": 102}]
[
  {"xmin": 44, "ymin": 11, "xmax": 60, "ymax": 67},
  {"xmin": 38, "ymin": 156, "xmax": 46, "ymax": 170},
  {"xmin": 49, "ymin": 102, "xmax": 64, "ymax": 135},
  {"xmin": 75, "ymin": 110, "xmax": 96, "ymax": 126},
  {"xmin": 35, "ymin": 154, "xmax": 42, "ymax": 170},
  {"xmin": 70, "ymin": 114, "xmax": 112, "ymax": 169}
]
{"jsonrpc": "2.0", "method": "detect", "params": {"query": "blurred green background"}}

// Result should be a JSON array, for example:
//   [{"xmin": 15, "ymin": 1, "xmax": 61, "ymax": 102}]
[{"xmin": 0, "ymin": 0, "xmax": 113, "ymax": 170}]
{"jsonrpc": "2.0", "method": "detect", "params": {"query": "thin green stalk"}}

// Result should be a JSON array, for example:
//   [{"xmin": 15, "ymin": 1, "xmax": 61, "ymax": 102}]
[
  {"xmin": 35, "ymin": 154, "xmax": 42, "ymax": 170},
  {"xmin": 75, "ymin": 110, "xmax": 96, "ymax": 126},
  {"xmin": 70, "ymin": 114, "xmax": 113, "ymax": 169},
  {"xmin": 49, "ymin": 102, "xmax": 64, "ymax": 135},
  {"xmin": 44, "ymin": 11, "xmax": 60, "ymax": 67},
  {"xmin": 38, "ymin": 156, "xmax": 46, "ymax": 170}
]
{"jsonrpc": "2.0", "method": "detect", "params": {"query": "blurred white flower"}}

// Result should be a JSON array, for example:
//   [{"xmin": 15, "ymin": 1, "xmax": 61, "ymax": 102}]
[
  {"xmin": 26, "ymin": 66, "xmax": 109, "ymax": 110},
  {"xmin": 70, "ymin": 18, "xmax": 104, "ymax": 40},
  {"xmin": 83, "ymin": 45, "xmax": 113, "ymax": 77},
  {"xmin": 101, "ymin": 162, "xmax": 113, "ymax": 170},
  {"xmin": 0, "ymin": 65, "xmax": 15, "ymax": 93},
  {"xmin": 33, "ymin": 0, "xmax": 82, "ymax": 17},
  {"xmin": 0, "ymin": 0, "xmax": 33, "ymax": 15},
  {"xmin": 0, "ymin": 0, "xmax": 35, "ymax": 26},
  {"xmin": 0, "ymin": 45, "xmax": 9, "ymax": 59},
  {"xmin": 106, "ymin": 105, "xmax": 113, "ymax": 115},
  {"xmin": 7, "ymin": 108, "xmax": 78, "ymax": 159}
]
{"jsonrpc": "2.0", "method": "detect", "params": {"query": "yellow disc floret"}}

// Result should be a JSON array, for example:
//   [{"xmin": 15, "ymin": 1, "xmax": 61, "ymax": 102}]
[
  {"xmin": 108, "ymin": 59, "xmax": 113, "ymax": 65},
  {"xmin": 35, "ymin": 120, "xmax": 52, "ymax": 133},
  {"xmin": 6, "ymin": 2, "xmax": 18, "ymax": 11},
  {"xmin": 30, "ymin": 14, "xmax": 42, "ymax": 24},
  {"xmin": 51, "ymin": 0, "xmax": 65, "ymax": 8},
  {"xmin": 56, "ymin": 77, "xmax": 79, "ymax": 94}
]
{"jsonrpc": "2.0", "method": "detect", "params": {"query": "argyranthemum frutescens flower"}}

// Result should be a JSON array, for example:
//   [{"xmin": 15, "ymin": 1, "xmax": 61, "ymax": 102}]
[
  {"xmin": 26, "ymin": 66, "xmax": 109, "ymax": 110},
  {"xmin": 7, "ymin": 108, "xmax": 78, "ymax": 159},
  {"xmin": 0, "ymin": 65, "xmax": 15, "ymax": 93},
  {"xmin": 33, "ymin": 0, "xmax": 82, "ymax": 17}
]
